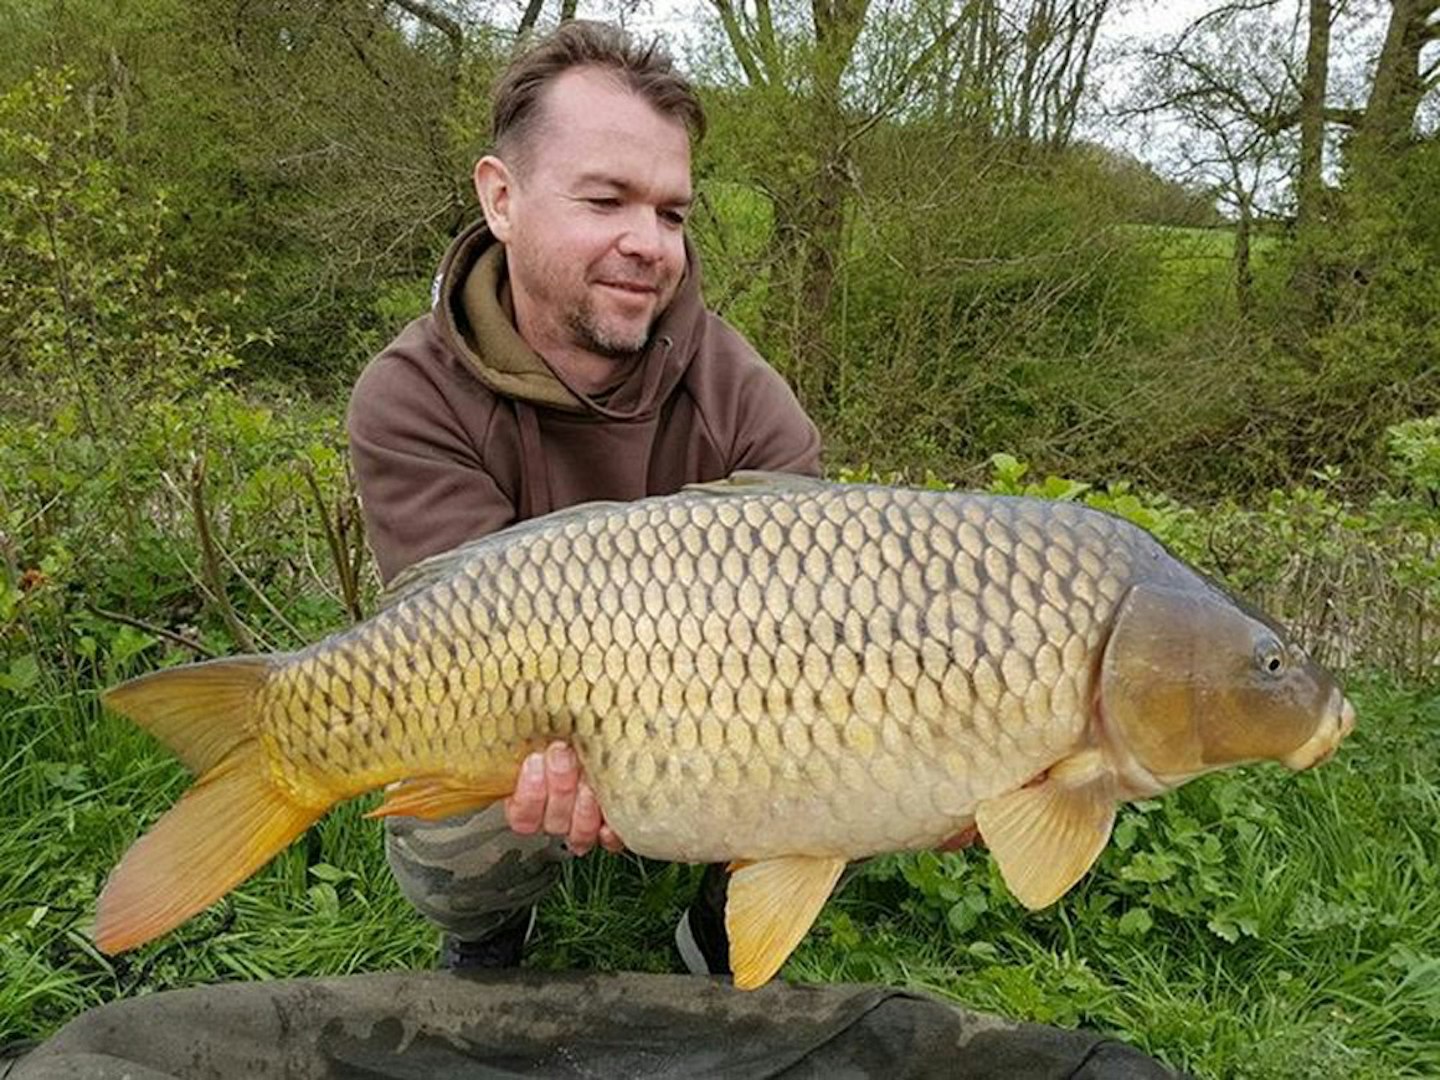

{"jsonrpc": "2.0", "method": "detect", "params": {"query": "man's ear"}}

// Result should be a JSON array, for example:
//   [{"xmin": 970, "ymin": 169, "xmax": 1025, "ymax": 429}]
[{"xmin": 474, "ymin": 155, "xmax": 516, "ymax": 242}]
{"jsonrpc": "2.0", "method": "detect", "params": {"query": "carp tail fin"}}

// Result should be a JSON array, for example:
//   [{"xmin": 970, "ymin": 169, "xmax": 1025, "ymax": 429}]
[
  {"xmin": 96, "ymin": 658, "xmax": 323, "ymax": 954},
  {"xmin": 102, "ymin": 656, "xmax": 278, "ymax": 774}
]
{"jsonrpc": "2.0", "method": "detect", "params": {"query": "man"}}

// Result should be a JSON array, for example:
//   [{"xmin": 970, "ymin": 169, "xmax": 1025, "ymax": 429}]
[{"xmin": 346, "ymin": 21, "xmax": 821, "ymax": 975}]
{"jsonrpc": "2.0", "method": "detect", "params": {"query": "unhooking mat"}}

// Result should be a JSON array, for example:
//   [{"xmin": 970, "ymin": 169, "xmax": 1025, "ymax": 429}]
[{"xmin": 3, "ymin": 970, "xmax": 1183, "ymax": 1079}]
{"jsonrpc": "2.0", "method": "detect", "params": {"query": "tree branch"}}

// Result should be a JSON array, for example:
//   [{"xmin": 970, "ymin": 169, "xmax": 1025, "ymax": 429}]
[
  {"xmin": 844, "ymin": 8, "xmax": 973, "ymax": 153},
  {"xmin": 387, "ymin": 0, "xmax": 464, "ymax": 52},
  {"xmin": 187, "ymin": 457, "xmax": 255, "ymax": 652},
  {"xmin": 1175, "ymin": 0, "xmax": 1287, "ymax": 52},
  {"xmin": 298, "ymin": 459, "xmax": 365, "ymax": 623},
  {"xmin": 755, "ymin": 0, "xmax": 780, "ymax": 73},
  {"xmin": 517, "ymin": 0, "xmax": 546, "ymax": 37},
  {"xmin": 340, "ymin": 17, "xmax": 397, "ymax": 92},
  {"xmin": 710, "ymin": 0, "xmax": 768, "ymax": 87},
  {"xmin": 86, "ymin": 605, "xmax": 217, "ymax": 658}
]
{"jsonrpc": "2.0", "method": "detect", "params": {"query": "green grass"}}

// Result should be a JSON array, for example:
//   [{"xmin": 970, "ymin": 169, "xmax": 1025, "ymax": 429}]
[
  {"xmin": 2, "ymin": 674, "xmax": 1436, "ymax": 1078},
  {"xmin": 1125, "ymin": 224, "xmax": 1287, "ymax": 338}
]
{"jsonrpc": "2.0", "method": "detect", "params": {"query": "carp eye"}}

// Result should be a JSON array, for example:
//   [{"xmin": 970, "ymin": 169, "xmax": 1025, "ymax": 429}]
[{"xmin": 1255, "ymin": 639, "xmax": 1286, "ymax": 676}]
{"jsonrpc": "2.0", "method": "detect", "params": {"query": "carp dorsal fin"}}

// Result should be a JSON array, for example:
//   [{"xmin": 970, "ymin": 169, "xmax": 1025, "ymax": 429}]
[
  {"xmin": 376, "ymin": 500, "xmax": 624, "ymax": 612},
  {"xmin": 683, "ymin": 470, "xmax": 829, "ymax": 497},
  {"xmin": 725, "ymin": 854, "xmax": 847, "ymax": 990},
  {"xmin": 974, "ymin": 749, "xmax": 1118, "ymax": 910}
]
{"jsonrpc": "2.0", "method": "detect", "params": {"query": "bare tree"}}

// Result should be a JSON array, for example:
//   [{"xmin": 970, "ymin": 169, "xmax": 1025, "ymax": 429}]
[
  {"xmin": 1124, "ymin": 5, "xmax": 1303, "ymax": 314},
  {"xmin": 704, "ymin": 0, "xmax": 1117, "ymax": 406},
  {"xmin": 903, "ymin": 1, "xmax": 1112, "ymax": 147},
  {"xmin": 707, "ymin": 0, "xmax": 873, "ymax": 404}
]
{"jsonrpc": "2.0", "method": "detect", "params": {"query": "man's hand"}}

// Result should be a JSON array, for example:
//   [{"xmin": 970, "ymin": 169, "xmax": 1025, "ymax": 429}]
[
  {"xmin": 938, "ymin": 824, "xmax": 981, "ymax": 852},
  {"xmin": 504, "ymin": 741, "xmax": 624, "ymax": 856}
]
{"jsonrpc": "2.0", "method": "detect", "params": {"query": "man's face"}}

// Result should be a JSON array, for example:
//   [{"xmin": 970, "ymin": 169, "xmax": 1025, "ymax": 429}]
[{"xmin": 479, "ymin": 67, "xmax": 693, "ymax": 363}]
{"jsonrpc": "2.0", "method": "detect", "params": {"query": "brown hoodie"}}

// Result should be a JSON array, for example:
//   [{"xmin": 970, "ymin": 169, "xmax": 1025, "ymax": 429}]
[{"xmin": 347, "ymin": 221, "xmax": 822, "ymax": 583}]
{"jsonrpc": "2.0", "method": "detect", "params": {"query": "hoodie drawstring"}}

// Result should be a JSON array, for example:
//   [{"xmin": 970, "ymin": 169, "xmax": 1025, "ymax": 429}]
[
  {"xmin": 515, "ymin": 400, "xmax": 553, "ymax": 520},
  {"xmin": 544, "ymin": 336, "xmax": 677, "ymax": 423}
]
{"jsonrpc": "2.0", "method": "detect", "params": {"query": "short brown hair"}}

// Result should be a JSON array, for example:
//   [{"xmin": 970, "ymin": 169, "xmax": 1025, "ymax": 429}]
[{"xmin": 491, "ymin": 20, "xmax": 706, "ymax": 168}]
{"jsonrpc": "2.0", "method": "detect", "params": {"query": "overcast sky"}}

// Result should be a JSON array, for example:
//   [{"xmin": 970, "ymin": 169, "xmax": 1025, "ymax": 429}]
[
  {"xmin": 620, "ymin": 0, "xmax": 1258, "ymax": 153},
  {"xmin": 608, "ymin": 0, "xmax": 1432, "ymax": 202},
  {"xmin": 624, "ymin": 0, "xmax": 1233, "ymax": 64}
]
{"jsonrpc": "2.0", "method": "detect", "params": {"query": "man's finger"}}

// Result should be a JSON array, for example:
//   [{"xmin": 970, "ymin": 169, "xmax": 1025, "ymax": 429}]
[
  {"xmin": 505, "ymin": 751, "xmax": 547, "ymax": 834},
  {"xmin": 937, "ymin": 824, "xmax": 980, "ymax": 852},
  {"xmin": 568, "ymin": 783, "xmax": 602, "ymax": 854},
  {"xmin": 598, "ymin": 824, "xmax": 625, "ymax": 854},
  {"xmin": 541, "ymin": 742, "xmax": 579, "ymax": 837}
]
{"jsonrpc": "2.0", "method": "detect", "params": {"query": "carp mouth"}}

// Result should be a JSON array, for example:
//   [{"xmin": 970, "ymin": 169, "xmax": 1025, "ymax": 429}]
[{"xmin": 1281, "ymin": 692, "xmax": 1355, "ymax": 771}]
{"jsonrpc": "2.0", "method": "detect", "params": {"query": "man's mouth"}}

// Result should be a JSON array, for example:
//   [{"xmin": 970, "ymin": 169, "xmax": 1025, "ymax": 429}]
[{"xmin": 597, "ymin": 280, "xmax": 658, "ymax": 295}]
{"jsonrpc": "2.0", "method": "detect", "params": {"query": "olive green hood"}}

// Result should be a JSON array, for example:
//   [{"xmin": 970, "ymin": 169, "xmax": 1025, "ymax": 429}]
[{"xmin": 433, "ymin": 219, "xmax": 707, "ymax": 420}]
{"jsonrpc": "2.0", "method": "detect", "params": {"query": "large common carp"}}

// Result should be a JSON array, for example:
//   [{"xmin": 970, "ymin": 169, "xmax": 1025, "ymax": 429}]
[{"xmin": 96, "ymin": 473, "xmax": 1355, "ymax": 988}]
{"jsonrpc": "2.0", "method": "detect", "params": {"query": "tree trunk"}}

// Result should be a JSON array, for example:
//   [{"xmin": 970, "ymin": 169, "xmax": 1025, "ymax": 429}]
[
  {"xmin": 1289, "ymin": 0, "xmax": 1331, "ymax": 323},
  {"xmin": 517, "ymin": 0, "xmax": 546, "ymax": 36},
  {"xmin": 1295, "ymin": 0, "xmax": 1331, "ymax": 232},
  {"xmin": 774, "ymin": 163, "xmax": 849, "ymax": 406},
  {"xmin": 768, "ymin": 0, "xmax": 869, "ymax": 408},
  {"xmin": 1234, "ymin": 200, "xmax": 1254, "ymax": 319},
  {"xmin": 1352, "ymin": 0, "xmax": 1436, "ymax": 167}
]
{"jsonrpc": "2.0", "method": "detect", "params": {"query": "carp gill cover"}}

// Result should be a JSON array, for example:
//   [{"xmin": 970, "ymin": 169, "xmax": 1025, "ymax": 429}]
[{"xmin": 94, "ymin": 473, "xmax": 1355, "ymax": 989}]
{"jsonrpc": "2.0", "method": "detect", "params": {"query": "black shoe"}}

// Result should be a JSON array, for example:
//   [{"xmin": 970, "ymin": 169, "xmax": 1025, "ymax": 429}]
[
  {"xmin": 441, "ymin": 906, "xmax": 537, "ymax": 971},
  {"xmin": 675, "ymin": 863, "xmax": 731, "ymax": 976}
]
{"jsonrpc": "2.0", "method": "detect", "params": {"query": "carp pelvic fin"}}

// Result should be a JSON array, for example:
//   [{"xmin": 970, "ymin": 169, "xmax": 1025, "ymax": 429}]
[
  {"xmin": 365, "ymin": 771, "xmax": 518, "ymax": 821},
  {"xmin": 725, "ymin": 855, "xmax": 847, "ymax": 991},
  {"xmin": 975, "ymin": 749, "xmax": 1118, "ymax": 910},
  {"xmin": 94, "ymin": 742, "xmax": 322, "ymax": 954}
]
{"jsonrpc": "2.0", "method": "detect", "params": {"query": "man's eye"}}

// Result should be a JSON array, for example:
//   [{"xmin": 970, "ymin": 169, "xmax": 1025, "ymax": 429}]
[
  {"xmin": 661, "ymin": 210, "xmax": 688, "ymax": 227},
  {"xmin": 587, "ymin": 197, "xmax": 619, "ymax": 209}
]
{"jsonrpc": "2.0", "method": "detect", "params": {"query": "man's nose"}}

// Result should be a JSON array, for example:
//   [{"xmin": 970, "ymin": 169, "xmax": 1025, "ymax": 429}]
[{"xmin": 615, "ymin": 209, "xmax": 664, "ymax": 261}]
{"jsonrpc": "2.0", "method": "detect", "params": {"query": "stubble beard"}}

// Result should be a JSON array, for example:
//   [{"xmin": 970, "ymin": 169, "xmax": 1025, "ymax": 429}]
[{"xmin": 566, "ymin": 297, "xmax": 652, "ymax": 362}]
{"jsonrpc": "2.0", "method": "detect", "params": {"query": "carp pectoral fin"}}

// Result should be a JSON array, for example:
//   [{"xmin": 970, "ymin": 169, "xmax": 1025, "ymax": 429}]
[
  {"xmin": 95, "ymin": 743, "xmax": 323, "ymax": 955},
  {"xmin": 725, "ymin": 855, "xmax": 847, "ymax": 991},
  {"xmin": 364, "ymin": 772, "xmax": 517, "ymax": 821},
  {"xmin": 974, "ymin": 750, "xmax": 1118, "ymax": 910}
]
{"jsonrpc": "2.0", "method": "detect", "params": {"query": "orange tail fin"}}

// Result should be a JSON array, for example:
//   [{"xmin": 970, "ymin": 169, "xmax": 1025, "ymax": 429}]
[{"xmin": 96, "ymin": 658, "xmax": 324, "ymax": 954}]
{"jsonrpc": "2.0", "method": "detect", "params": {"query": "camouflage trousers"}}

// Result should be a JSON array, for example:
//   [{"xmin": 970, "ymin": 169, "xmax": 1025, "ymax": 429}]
[
  {"xmin": 386, "ymin": 806, "xmax": 867, "ymax": 943},
  {"xmin": 385, "ymin": 804, "xmax": 569, "ymax": 941}
]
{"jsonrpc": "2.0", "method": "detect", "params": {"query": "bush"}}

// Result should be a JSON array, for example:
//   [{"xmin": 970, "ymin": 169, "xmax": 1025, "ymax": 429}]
[{"xmin": 0, "ymin": 71, "xmax": 369, "ymax": 701}]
